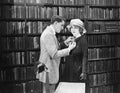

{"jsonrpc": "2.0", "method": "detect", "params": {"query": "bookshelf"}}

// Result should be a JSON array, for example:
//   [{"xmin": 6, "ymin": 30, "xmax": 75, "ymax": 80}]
[
  {"xmin": 0, "ymin": 0, "xmax": 120, "ymax": 93},
  {"xmin": 86, "ymin": 0, "xmax": 120, "ymax": 93},
  {"xmin": 0, "ymin": 0, "xmax": 41, "ymax": 93}
]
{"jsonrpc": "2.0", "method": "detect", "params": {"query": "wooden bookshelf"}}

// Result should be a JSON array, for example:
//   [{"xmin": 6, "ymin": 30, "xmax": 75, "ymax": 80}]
[
  {"xmin": 89, "ymin": 5, "xmax": 120, "ymax": 8},
  {"xmin": 86, "ymin": 0, "xmax": 120, "ymax": 93}
]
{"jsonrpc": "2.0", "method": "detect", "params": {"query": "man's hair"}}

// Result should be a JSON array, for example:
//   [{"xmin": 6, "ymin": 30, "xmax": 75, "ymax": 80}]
[{"xmin": 51, "ymin": 15, "xmax": 65, "ymax": 24}]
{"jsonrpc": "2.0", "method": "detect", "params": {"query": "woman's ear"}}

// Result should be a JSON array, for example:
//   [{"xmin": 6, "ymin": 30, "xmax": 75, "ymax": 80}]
[
  {"xmin": 66, "ymin": 25, "xmax": 71, "ymax": 31},
  {"xmin": 83, "ymin": 28, "xmax": 87, "ymax": 34}
]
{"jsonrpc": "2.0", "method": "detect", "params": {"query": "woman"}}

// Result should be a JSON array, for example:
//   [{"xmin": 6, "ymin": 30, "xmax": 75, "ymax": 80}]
[{"xmin": 62, "ymin": 19, "xmax": 88, "ymax": 82}]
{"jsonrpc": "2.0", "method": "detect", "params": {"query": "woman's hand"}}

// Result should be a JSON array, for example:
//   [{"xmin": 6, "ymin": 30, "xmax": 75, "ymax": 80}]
[{"xmin": 79, "ymin": 73, "xmax": 86, "ymax": 80}]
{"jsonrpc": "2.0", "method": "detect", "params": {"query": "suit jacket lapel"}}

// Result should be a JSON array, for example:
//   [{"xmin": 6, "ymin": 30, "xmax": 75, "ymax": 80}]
[
  {"xmin": 49, "ymin": 27, "xmax": 59, "ymax": 49},
  {"xmin": 54, "ymin": 35, "xmax": 59, "ymax": 48}
]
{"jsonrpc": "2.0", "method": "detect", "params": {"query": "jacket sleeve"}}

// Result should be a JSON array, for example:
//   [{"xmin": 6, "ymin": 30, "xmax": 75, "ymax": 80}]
[
  {"xmin": 43, "ymin": 34, "xmax": 70, "ymax": 59},
  {"xmin": 59, "ymin": 41, "xmax": 68, "ymax": 49}
]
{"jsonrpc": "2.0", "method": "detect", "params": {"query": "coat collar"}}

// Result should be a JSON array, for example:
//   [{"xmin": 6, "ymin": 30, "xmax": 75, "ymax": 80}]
[{"xmin": 49, "ymin": 25, "xmax": 56, "ymax": 35}]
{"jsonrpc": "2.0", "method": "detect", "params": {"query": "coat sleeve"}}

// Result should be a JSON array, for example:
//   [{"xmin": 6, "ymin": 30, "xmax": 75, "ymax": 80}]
[
  {"xmin": 81, "ymin": 37, "xmax": 88, "ymax": 74},
  {"xmin": 43, "ymin": 34, "xmax": 70, "ymax": 59}
]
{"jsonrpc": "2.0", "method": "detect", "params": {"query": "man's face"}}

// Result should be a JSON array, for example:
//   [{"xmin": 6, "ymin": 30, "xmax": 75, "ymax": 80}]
[{"xmin": 55, "ymin": 21, "xmax": 65, "ymax": 33}]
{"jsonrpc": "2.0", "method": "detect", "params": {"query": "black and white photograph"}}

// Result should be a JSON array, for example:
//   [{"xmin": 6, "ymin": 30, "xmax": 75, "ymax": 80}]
[{"xmin": 0, "ymin": 0, "xmax": 120, "ymax": 93}]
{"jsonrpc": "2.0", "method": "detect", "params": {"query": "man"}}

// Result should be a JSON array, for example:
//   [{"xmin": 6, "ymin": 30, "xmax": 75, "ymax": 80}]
[{"xmin": 36, "ymin": 15, "xmax": 76, "ymax": 93}]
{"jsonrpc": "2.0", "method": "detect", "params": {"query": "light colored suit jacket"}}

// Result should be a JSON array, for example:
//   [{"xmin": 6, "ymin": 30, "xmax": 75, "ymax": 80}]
[{"xmin": 36, "ymin": 25, "xmax": 70, "ymax": 84}]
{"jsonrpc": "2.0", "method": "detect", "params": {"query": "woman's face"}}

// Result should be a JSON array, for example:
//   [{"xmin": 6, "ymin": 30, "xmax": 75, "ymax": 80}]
[{"xmin": 70, "ymin": 25, "xmax": 81, "ymax": 37}]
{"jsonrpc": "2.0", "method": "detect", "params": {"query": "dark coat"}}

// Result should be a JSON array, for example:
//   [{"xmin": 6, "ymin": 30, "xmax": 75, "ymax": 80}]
[{"xmin": 62, "ymin": 35, "xmax": 88, "ymax": 82}]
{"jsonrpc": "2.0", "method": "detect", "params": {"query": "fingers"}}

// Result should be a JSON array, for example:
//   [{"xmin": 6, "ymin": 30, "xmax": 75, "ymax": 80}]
[
  {"xmin": 68, "ymin": 42, "xmax": 76, "ymax": 50},
  {"xmin": 79, "ymin": 73, "xmax": 86, "ymax": 80},
  {"xmin": 67, "ymin": 36, "xmax": 75, "ymax": 42},
  {"xmin": 69, "ymin": 42, "xmax": 76, "ymax": 48}
]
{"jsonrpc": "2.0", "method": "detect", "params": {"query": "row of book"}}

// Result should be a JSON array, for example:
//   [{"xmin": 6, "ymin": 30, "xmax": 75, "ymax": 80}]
[
  {"xmin": 2, "ymin": 7, "xmax": 120, "ymax": 20},
  {"xmin": 0, "ymin": 0, "xmax": 85, "ymax": 5},
  {"xmin": 89, "ymin": 84, "xmax": 120, "ymax": 93},
  {"xmin": 2, "ymin": 6, "xmax": 120, "ymax": 20},
  {"xmin": 1, "ymin": 51, "xmax": 39, "ymax": 65},
  {"xmin": 89, "ymin": 72, "xmax": 120, "ymax": 86},
  {"xmin": 1, "ymin": 52, "xmax": 26, "ymax": 65},
  {"xmin": 0, "ymin": 5, "xmax": 85, "ymax": 19},
  {"xmin": 1, "ymin": 37, "xmax": 40, "ymax": 50},
  {"xmin": 4, "ymin": 0, "xmax": 120, "ymax": 6},
  {"xmin": 88, "ymin": 47, "xmax": 120, "ymax": 60},
  {"xmin": 1, "ymin": 21, "xmax": 120, "ymax": 35},
  {"xmin": 86, "ymin": 0, "xmax": 120, "ymax": 5},
  {"xmin": 1, "ymin": 37, "xmax": 26, "ymax": 50},
  {"xmin": 87, "ymin": 8, "xmax": 120, "ymax": 19},
  {"xmin": 0, "ymin": 6, "xmax": 56, "ymax": 19},
  {"xmin": 1, "ymin": 0, "xmax": 120, "ymax": 6},
  {"xmin": 0, "ymin": 6, "xmax": 25, "ymax": 19},
  {"xmin": 88, "ymin": 59, "xmax": 120, "ymax": 73},
  {"xmin": 87, "ymin": 21, "xmax": 120, "ymax": 32},
  {"xmin": 26, "ymin": 22, "xmax": 49, "ymax": 34},
  {"xmin": 0, "ymin": 0, "xmax": 25, "ymax": 3},
  {"xmin": 0, "ymin": 22, "xmax": 25, "ymax": 35},
  {"xmin": 26, "ymin": 6, "xmax": 57, "ymax": 19},
  {"xmin": 59, "ymin": 7, "xmax": 84, "ymax": 19},
  {"xmin": 0, "ymin": 81, "xmax": 42, "ymax": 93},
  {"xmin": 0, "ymin": 66, "xmax": 35, "ymax": 81},
  {"xmin": 0, "ymin": 22, "xmax": 49, "ymax": 35},
  {"xmin": 87, "ymin": 34, "xmax": 117, "ymax": 46},
  {"xmin": 0, "ymin": 83, "xmax": 26, "ymax": 93},
  {"xmin": 25, "ymin": 0, "xmax": 85, "ymax": 5},
  {"xmin": 26, "ymin": 51, "xmax": 40, "ymax": 65},
  {"xmin": 26, "ymin": 37, "xmax": 40, "ymax": 49}
]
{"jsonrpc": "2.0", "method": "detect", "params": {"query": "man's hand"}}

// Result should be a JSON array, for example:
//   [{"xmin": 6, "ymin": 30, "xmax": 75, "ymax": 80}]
[{"xmin": 68, "ymin": 42, "xmax": 76, "ymax": 50}]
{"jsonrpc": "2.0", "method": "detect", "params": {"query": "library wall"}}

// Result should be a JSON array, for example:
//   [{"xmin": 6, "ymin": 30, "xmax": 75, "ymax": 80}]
[
  {"xmin": 0, "ymin": 0, "xmax": 120, "ymax": 93},
  {"xmin": 86, "ymin": 0, "xmax": 120, "ymax": 93}
]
